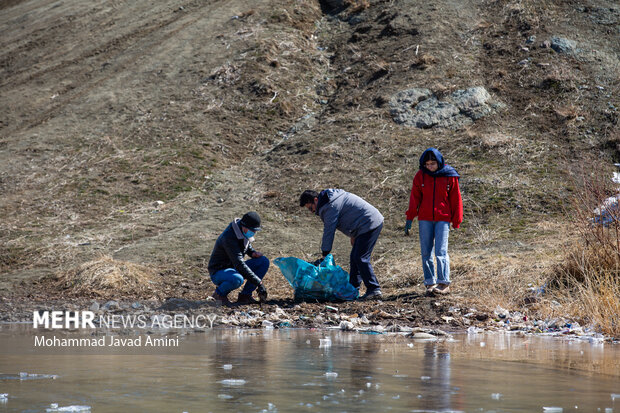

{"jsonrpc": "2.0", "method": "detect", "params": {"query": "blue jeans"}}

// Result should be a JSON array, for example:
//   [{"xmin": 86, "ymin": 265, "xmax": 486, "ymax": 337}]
[
  {"xmin": 419, "ymin": 221, "xmax": 450, "ymax": 285},
  {"xmin": 210, "ymin": 256, "xmax": 269, "ymax": 296},
  {"xmin": 350, "ymin": 223, "xmax": 382, "ymax": 292}
]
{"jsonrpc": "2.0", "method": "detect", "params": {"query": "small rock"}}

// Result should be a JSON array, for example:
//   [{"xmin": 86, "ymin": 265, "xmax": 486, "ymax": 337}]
[
  {"xmin": 411, "ymin": 332, "xmax": 437, "ymax": 340},
  {"xmin": 550, "ymin": 37, "xmax": 578, "ymax": 54},
  {"xmin": 102, "ymin": 301, "xmax": 120, "ymax": 311}
]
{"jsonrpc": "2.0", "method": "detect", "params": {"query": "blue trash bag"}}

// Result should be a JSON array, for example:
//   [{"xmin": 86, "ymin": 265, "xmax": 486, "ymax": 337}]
[{"xmin": 274, "ymin": 254, "xmax": 359, "ymax": 301}]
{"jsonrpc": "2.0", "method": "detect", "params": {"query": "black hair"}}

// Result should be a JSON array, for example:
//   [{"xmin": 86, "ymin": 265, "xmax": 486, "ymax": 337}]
[
  {"xmin": 299, "ymin": 190, "xmax": 319, "ymax": 207},
  {"xmin": 423, "ymin": 152, "xmax": 437, "ymax": 162}
]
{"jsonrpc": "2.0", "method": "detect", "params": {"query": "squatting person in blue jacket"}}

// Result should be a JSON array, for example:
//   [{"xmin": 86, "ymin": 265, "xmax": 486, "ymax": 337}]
[
  {"xmin": 208, "ymin": 212, "xmax": 269, "ymax": 306},
  {"xmin": 300, "ymin": 189, "xmax": 384, "ymax": 300}
]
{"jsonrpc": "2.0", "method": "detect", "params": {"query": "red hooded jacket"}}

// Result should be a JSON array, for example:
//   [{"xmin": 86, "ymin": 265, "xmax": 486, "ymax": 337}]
[{"xmin": 406, "ymin": 170, "xmax": 463, "ymax": 228}]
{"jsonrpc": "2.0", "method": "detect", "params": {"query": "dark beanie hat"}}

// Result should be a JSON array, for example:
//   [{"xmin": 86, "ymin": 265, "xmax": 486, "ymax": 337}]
[{"xmin": 239, "ymin": 211, "xmax": 261, "ymax": 231}]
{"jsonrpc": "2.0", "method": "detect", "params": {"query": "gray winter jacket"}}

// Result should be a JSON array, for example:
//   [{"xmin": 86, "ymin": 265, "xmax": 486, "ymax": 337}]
[
  {"xmin": 207, "ymin": 219, "xmax": 261, "ymax": 286},
  {"xmin": 316, "ymin": 189, "xmax": 384, "ymax": 254}
]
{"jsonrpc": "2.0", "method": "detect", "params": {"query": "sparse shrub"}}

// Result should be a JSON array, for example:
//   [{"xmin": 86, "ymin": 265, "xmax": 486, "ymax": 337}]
[{"xmin": 550, "ymin": 165, "xmax": 620, "ymax": 337}]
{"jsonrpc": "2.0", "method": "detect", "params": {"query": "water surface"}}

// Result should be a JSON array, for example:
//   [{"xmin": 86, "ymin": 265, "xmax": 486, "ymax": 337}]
[{"xmin": 0, "ymin": 326, "xmax": 618, "ymax": 412}]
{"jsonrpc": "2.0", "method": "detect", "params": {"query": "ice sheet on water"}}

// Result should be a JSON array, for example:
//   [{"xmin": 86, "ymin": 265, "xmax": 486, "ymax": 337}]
[
  {"xmin": 218, "ymin": 394, "xmax": 233, "ymax": 399},
  {"xmin": 219, "ymin": 379, "xmax": 247, "ymax": 386},
  {"xmin": 3, "ymin": 372, "xmax": 59, "ymax": 380},
  {"xmin": 46, "ymin": 404, "xmax": 91, "ymax": 412},
  {"xmin": 319, "ymin": 338, "xmax": 331, "ymax": 348}
]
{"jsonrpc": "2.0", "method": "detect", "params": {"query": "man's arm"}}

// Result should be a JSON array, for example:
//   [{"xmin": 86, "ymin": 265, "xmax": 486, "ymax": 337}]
[
  {"xmin": 320, "ymin": 205, "xmax": 339, "ymax": 256},
  {"xmin": 222, "ymin": 236, "xmax": 262, "ymax": 286}
]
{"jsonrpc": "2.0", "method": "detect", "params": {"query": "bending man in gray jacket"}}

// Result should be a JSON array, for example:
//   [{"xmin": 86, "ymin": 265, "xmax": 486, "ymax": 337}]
[{"xmin": 300, "ymin": 189, "xmax": 384, "ymax": 300}]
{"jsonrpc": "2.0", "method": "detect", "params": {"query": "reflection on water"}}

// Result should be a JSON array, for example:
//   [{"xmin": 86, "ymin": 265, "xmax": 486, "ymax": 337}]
[{"xmin": 0, "ymin": 326, "xmax": 618, "ymax": 412}]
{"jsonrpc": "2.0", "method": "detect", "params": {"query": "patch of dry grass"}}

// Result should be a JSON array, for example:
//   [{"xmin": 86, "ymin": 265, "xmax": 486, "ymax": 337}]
[
  {"xmin": 547, "ymin": 251, "xmax": 620, "ymax": 337},
  {"xmin": 55, "ymin": 255, "xmax": 158, "ymax": 298}
]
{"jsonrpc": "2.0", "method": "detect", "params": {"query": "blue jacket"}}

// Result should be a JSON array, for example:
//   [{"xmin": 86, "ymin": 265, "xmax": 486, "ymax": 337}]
[{"xmin": 316, "ymin": 189, "xmax": 384, "ymax": 254}]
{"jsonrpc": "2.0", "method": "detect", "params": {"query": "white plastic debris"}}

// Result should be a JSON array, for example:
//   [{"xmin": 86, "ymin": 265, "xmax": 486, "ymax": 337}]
[
  {"xmin": 219, "ymin": 379, "xmax": 247, "ymax": 386},
  {"xmin": 222, "ymin": 364, "xmax": 233, "ymax": 370},
  {"xmin": 543, "ymin": 408, "xmax": 563, "ymax": 412},
  {"xmin": 491, "ymin": 393, "xmax": 502, "ymax": 400},
  {"xmin": 612, "ymin": 394, "xmax": 620, "ymax": 401},
  {"xmin": 480, "ymin": 342, "xmax": 486, "ymax": 347},
  {"xmin": 218, "ymin": 394, "xmax": 233, "ymax": 399},
  {"xmin": 262, "ymin": 320, "xmax": 274, "ymax": 329},
  {"xmin": 339, "ymin": 321, "xmax": 355, "ymax": 331},
  {"xmin": 324, "ymin": 372, "xmax": 338, "ymax": 378},
  {"xmin": 420, "ymin": 376, "xmax": 431, "ymax": 380}
]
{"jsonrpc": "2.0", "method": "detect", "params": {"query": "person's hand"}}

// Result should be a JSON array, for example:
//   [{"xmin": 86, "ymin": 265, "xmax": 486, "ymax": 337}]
[
  {"xmin": 404, "ymin": 220, "xmax": 413, "ymax": 236},
  {"xmin": 257, "ymin": 284, "xmax": 268, "ymax": 303},
  {"xmin": 252, "ymin": 251, "xmax": 263, "ymax": 258}
]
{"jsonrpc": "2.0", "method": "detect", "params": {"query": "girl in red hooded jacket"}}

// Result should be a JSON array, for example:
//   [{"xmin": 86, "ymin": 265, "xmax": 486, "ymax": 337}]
[{"xmin": 405, "ymin": 148, "xmax": 463, "ymax": 295}]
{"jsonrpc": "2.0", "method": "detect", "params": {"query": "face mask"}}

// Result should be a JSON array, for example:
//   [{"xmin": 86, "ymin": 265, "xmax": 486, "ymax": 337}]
[{"xmin": 244, "ymin": 230, "xmax": 255, "ymax": 239}]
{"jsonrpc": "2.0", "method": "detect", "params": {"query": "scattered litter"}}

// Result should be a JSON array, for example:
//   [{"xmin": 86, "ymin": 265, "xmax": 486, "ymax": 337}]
[
  {"xmin": 262, "ymin": 320, "xmax": 274, "ymax": 329},
  {"xmin": 480, "ymin": 342, "xmax": 486, "ymax": 347},
  {"xmin": 219, "ymin": 379, "xmax": 247, "ymax": 386},
  {"xmin": 420, "ymin": 376, "xmax": 431, "ymax": 381},
  {"xmin": 0, "ymin": 394, "xmax": 7, "ymax": 403},
  {"xmin": 543, "ymin": 408, "xmax": 563, "ymax": 412},
  {"xmin": 222, "ymin": 364, "xmax": 233, "ymax": 370},
  {"xmin": 325, "ymin": 305, "xmax": 339, "ymax": 313},
  {"xmin": 491, "ymin": 393, "xmax": 502, "ymax": 400},
  {"xmin": 407, "ymin": 343, "xmax": 414, "ymax": 348},
  {"xmin": 612, "ymin": 394, "xmax": 620, "ymax": 401},
  {"xmin": 325, "ymin": 372, "xmax": 338, "ymax": 378}
]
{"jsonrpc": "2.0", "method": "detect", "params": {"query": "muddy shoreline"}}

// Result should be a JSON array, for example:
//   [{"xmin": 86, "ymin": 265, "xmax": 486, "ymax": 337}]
[{"xmin": 1, "ymin": 295, "xmax": 613, "ymax": 343}]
